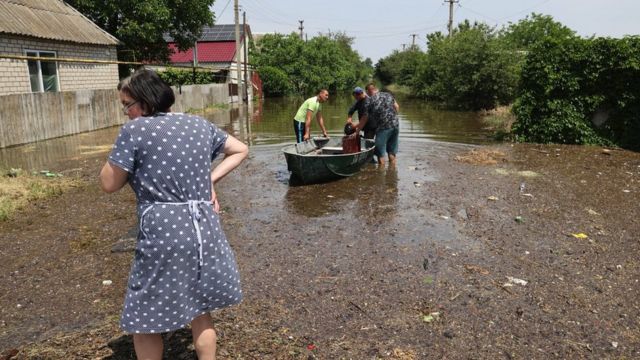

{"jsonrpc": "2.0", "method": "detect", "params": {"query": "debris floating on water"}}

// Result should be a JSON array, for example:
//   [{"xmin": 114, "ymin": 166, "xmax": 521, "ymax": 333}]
[
  {"xmin": 504, "ymin": 276, "xmax": 528, "ymax": 286},
  {"xmin": 571, "ymin": 233, "xmax": 588, "ymax": 239}
]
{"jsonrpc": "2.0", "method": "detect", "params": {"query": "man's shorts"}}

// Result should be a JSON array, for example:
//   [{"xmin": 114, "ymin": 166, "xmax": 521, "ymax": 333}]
[{"xmin": 374, "ymin": 127, "xmax": 399, "ymax": 157}]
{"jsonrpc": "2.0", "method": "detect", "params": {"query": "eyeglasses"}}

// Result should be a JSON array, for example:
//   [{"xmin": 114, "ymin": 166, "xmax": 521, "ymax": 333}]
[{"xmin": 122, "ymin": 100, "xmax": 138, "ymax": 115}]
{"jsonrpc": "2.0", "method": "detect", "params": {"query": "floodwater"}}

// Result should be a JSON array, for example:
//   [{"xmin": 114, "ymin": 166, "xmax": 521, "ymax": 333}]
[
  {"xmin": 3, "ymin": 96, "xmax": 640, "ymax": 358},
  {"xmin": 0, "ymin": 94, "xmax": 493, "ymax": 171}
]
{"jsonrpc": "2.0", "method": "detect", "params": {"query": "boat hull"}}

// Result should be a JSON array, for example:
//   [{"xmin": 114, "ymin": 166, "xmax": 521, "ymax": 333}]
[{"xmin": 283, "ymin": 137, "xmax": 375, "ymax": 185}]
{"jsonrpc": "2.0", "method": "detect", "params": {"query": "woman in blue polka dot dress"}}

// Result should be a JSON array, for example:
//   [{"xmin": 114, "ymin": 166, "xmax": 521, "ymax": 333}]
[{"xmin": 99, "ymin": 69, "xmax": 248, "ymax": 359}]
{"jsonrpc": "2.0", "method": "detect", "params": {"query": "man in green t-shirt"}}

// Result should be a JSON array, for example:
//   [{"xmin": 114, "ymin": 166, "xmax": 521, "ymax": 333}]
[{"xmin": 293, "ymin": 89, "xmax": 329, "ymax": 143}]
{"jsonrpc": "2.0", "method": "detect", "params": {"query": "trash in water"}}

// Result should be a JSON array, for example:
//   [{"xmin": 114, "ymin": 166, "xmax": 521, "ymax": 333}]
[
  {"xmin": 504, "ymin": 276, "xmax": 528, "ymax": 286},
  {"xmin": 571, "ymin": 233, "xmax": 588, "ymax": 239},
  {"xmin": 7, "ymin": 168, "xmax": 22, "ymax": 177},
  {"xmin": 514, "ymin": 216, "xmax": 524, "ymax": 223},
  {"xmin": 519, "ymin": 182, "xmax": 525, "ymax": 192},
  {"xmin": 423, "ymin": 312, "xmax": 440, "ymax": 323},
  {"xmin": 487, "ymin": 196, "xmax": 499, "ymax": 201},
  {"xmin": 586, "ymin": 209, "xmax": 600, "ymax": 215},
  {"xmin": 102, "ymin": 280, "xmax": 113, "ymax": 286},
  {"xmin": 36, "ymin": 170, "xmax": 63, "ymax": 177}
]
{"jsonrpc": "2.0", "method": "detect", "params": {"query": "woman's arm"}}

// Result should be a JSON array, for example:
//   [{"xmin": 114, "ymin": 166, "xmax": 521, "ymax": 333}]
[
  {"xmin": 99, "ymin": 162, "xmax": 129, "ymax": 193},
  {"xmin": 211, "ymin": 135, "xmax": 249, "ymax": 184},
  {"xmin": 210, "ymin": 135, "xmax": 248, "ymax": 212}
]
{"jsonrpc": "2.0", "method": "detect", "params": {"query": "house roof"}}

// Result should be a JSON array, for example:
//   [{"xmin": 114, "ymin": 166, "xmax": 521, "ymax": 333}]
[
  {"xmin": 163, "ymin": 24, "xmax": 251, "ymax": 43},
  {"xmin": 169, "ymin": 42, "xmax": 237, "ymax": 64},
  {"xmin": 0, "ymin": 0, "xmax": 120, "ymax": 45}
]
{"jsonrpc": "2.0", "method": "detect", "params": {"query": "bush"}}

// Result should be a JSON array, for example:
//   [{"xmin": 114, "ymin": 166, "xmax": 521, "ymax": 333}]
[
  {"xmin": 513, "ymin": 36, "xmax": 640, "ymax": 149},
  {"xmin": 412, "ymin": 21, "xmax": 521, "ymax": 110},
  {"xmin": 158, "ymin": 67, "xmax": 224, "ymax": 86}
]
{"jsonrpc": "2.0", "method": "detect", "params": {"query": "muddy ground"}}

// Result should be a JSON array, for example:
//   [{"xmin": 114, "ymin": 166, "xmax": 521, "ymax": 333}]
[{"xmin": 0, "ymin": 140, "xmax": 639, "ymax": 359}]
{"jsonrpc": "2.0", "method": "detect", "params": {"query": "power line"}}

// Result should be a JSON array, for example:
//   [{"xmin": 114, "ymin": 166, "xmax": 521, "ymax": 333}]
[
  {"xmin": 214, "ymin": 0, "xmax": 232, "ymax": 19},
  {"xmin": 347, "ymin": 23, "xmax": 447, "ymax": 40},
  {"xmin": 242, "ymin": 0, "xmax": 296, "ymax": 26}
]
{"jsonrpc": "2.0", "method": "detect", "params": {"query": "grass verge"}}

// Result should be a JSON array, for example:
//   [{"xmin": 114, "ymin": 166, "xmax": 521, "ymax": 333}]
[
  {"xmin": 186, "ymin": 102, "xmax": 230, "ymax": 114},
  {"xmin": 0, "ymin": 168, "xmax": 81, "ymax": 221},
  {"xmin": 480, "ymin": 105, "xmax": 516, "ymax": 141}
]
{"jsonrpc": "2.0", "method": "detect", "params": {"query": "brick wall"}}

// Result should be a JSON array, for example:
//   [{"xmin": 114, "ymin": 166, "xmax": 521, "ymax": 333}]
[{"xmin": 0, "ymin": 35, "xmax": 119, "ymax": 95}]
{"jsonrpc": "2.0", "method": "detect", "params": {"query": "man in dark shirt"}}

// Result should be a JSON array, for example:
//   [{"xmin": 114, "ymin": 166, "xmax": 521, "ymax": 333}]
[
  {"xmin": 346, "ymin": 87, "xmax": 375, "ymax": 139},
  {"xmin": 359, "ymin": 83, "xmax": 400, "ymax": 166}
]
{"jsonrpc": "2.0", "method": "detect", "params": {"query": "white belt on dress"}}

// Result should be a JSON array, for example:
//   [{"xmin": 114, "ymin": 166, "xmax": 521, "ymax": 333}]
[{"xmin": 140, "ymin": 200, "xmax": 212, "ymax": 269}]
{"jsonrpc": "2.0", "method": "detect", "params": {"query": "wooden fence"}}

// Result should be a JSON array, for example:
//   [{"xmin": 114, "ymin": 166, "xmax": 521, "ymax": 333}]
[{"xmin": 0, "ymin": 83, "xmax": 230, "ymax": 148}]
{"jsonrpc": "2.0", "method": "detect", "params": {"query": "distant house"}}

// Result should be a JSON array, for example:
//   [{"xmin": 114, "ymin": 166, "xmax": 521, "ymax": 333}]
[
  {"xmin": 163, "ymin": 24, "xmax": 253, "ymax": 89},
  {"xmin": 0, "ymin": 0, "xmax": 120, "ymax": 95}
]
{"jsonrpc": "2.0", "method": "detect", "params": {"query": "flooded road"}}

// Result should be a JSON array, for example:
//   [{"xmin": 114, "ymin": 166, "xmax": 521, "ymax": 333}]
[
  {"xmin": 0, "ymin": 94, "xmax": 492, "ymax": 171},
  {"xmin": 1, "ymin": 98, "xmax": 639, "ymax": 358}
]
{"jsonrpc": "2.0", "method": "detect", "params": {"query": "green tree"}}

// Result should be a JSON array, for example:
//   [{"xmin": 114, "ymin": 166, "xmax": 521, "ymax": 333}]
[
  {"xmin": 251, "ymin": 32, "xmax": 371, "ymax": 96},
  {"xmin": 66, "ymin": 0, "xmax": 214, "ymax": 63},
  {"xmin": 501, "ymin": 13, "xmax": 576, "ymax": 51},
  {"xmin": 413, "ymin": 21, "xmax": 521, "ymax": 110},
  {"xmin": 374, "ymin": 48, "xmax": 426, "ymax": 86}
]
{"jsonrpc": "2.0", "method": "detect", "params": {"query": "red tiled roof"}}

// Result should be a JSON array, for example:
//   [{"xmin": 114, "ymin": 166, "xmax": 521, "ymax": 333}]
[{"xmin": 168, "ymin": 42, "xmax": 237, "ymax": 63}]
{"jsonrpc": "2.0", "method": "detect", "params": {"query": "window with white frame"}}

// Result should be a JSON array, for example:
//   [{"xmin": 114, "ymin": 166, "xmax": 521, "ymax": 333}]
[{"xmin": 25, "ymin": 50, "xmax": 59, "ymax": 92}]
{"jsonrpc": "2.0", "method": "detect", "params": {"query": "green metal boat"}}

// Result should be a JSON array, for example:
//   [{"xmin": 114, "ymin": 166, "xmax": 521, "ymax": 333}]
[{"xmin": 282, "ymin": 137, "xmax": 375, "ymax": 185}]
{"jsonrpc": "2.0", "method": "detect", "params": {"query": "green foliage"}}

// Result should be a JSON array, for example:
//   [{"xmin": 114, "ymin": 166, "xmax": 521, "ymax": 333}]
[
  {"xmin": 412, "ymin": 21, "xmax": 521, "ymax": 110},
  {"xmin": 251, "ymin": 33, "xmax": 372, "ymax": 96},
  {"xmin": 375, "ymin": 49, "xmax": 426, "ymax": 87},
  {"xmin": 513, "ymin": 36, "xmax": 640, "ymax": 149},
  {"xmin": 256, "ymin": 66, "xmax": 291, "ymax": 96},
  {"xmin": 67, "ymin": 0, "xmax": 214, "ymax": 63},
  {"xmin": 157, "ymin": 67, "xmax": 224, "ymax": 86},
  {"xmin": 501, "ymin": 13, "xmax": 577, "ymax": 51}
]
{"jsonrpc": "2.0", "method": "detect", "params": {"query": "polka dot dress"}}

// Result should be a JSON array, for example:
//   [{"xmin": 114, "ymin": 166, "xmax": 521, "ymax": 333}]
[{"xmin": 108, "ymin": 113, "xmax": 242, "ymax": 334}]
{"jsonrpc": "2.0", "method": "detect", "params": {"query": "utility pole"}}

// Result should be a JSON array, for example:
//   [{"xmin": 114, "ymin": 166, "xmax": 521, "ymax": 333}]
[
  {"xmin": 410, "ymin": 33, "xmax": 418, "ymax": 49},
  {"xmin": 192, "ymin": 39, "xmax": 198, "ymax": 84},
  {"xmin": 298, "ymin": 20, "xmax": 304, "ymax": 40},
  {"xmin": 401, "ymin": 43, "xmax": 407, "ymax": 51},
  {"xmin": 234, "ymin": 0, "xmax": 243, "ymax": 104},
  {"xmin": 446, "ymin": 0, "xmax": 459, "ymax": 37},
  {"xmin": 243, "ymin": 11, "xmax": 249, "ymax": 102}
]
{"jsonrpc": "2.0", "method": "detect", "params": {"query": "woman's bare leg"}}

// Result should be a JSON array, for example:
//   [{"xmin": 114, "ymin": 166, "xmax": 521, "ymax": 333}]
[
  {"xmin": 191, "ymin": 313, "xmax": 217, "ymax": 360},
  {"xmin": 133, "ymin": 333, "xmax": 163, "ymax": 360}
]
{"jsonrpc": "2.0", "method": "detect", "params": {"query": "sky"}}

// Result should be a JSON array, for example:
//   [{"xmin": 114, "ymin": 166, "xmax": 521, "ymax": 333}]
[{"xmin": 210, "ymin": 0, "xmax": 640, "ymax": 63}]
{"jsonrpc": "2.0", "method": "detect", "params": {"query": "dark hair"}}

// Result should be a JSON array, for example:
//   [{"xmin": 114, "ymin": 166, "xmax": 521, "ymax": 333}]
[
  {"xmin": 317, "ymin": 88, "xmax": 328, "ymax": 95},
  {"xmin": 365, "ymin": 83, "xmax": 376, "ymax": 91},
  {"xmin": 118, "ymin": 69, "xmax": 175, "ymax": 116}
]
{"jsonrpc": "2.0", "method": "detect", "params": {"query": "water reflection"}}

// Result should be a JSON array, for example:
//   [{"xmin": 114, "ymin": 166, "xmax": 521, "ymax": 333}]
[
  {"xmin": 0, "ymin": 127, "xmax": 119, "ymax": 171},
  {"xmin": 284, "ymin": 164, "xmax": 399, "ymax": 218},
  {"xmin": 249, "ymin": 94, "xmax": 495, "ymax": 145}
]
